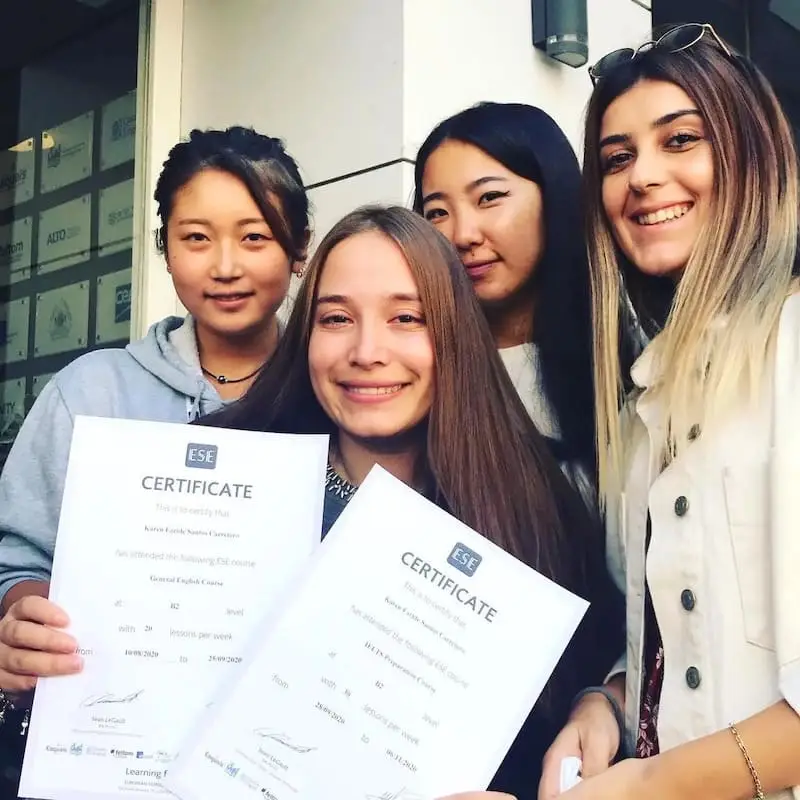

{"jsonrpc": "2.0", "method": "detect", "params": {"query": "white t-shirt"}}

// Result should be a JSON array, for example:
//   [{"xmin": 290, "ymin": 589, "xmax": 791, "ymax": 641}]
[
  {"xmin": 499, "ymin": 342, "xmax": 595, "ymax": 504},
  {"xmin": 498, "ymin": 342, "xmax": 560, "ymax": 438}
]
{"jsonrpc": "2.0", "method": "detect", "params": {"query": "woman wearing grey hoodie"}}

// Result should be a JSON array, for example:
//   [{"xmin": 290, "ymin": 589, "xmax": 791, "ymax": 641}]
[{"xmin": 0, "ymin": 126, "xmax": 310, "ymax": 700}]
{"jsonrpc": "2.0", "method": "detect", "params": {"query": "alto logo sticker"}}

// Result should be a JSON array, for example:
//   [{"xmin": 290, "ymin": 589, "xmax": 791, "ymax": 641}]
[
  {"xmin": 447, "ymin": 543, "xmax": 482, "ymax": 577},
  {"xmin": 185, "ymin": 443, "xmax": 218, "ymax": 469}
]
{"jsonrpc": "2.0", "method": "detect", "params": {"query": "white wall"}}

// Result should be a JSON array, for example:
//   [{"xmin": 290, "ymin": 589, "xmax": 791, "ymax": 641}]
[
  {"xmin": 138, "ymin": 0, "xmax": 651, "ymax": 327},
  {"xmin": 403, "ymin": 0, "xmax": 651, "ymax": 157}
]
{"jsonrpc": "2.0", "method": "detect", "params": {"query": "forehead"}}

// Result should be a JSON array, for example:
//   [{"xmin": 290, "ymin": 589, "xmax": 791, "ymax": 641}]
[
  {"xmin": 600, "ymin": 79, "xmax": 698, "ymax": 139},
  {"xmin": 317, "ymin": 231, "xmax": 418, "ymax": 294},
  {"xmin": 422, "ymin": 140, "xmax": 513, "ymax": 186}
]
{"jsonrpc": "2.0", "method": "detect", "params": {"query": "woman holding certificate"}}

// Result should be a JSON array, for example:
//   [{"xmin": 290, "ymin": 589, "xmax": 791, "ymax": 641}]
[
  {"xmin": 0, "ymin": 128, "xmax": 309, "ymax": 735},
  {"xmin": 538, "ymin": 23, "xmax": 800, "ymax": 800},
  {"xmin": 202, "ymin": 204, "xmax": 623, "ymax": 800}
]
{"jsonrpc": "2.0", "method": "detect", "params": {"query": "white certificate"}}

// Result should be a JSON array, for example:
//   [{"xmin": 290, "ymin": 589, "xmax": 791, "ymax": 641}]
[
  {"xmin": 166, "ymin": 467, "xmax": 588, "ymax": 800},
  {"xmin": 19, "ymin": 416, "xmax": 329, "ymax": 800}
]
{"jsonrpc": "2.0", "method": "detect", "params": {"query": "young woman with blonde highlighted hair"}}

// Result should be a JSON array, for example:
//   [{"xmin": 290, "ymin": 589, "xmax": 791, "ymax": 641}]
[{"xmin": 538, "ymin": 22, "xmax": 800, "ymax": 800}]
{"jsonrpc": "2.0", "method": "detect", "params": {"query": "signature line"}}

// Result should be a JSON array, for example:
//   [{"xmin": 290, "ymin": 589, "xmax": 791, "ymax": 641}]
[{"xmin": 252, "ymin": 729, "xmax": 316, "ymax": 754}]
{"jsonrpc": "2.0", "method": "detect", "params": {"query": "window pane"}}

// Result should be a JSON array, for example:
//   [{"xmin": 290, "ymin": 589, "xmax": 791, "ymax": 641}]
[{"xmin": 0, "ymin": 0, "xmax": 141, "ymax": 469}]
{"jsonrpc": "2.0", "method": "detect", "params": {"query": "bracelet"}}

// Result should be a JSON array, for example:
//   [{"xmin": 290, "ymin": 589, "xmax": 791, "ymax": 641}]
[
  {"xmin": 729, "ymin": 723, "xmax": 765, "ymax": 800},
  {"xmin": 571, "ymin": 685, "xmax": 625, "ymax": 757}
]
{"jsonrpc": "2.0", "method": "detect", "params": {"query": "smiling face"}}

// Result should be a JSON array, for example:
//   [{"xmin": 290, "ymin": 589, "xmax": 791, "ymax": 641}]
[
  {"xmin": 308, "ymin": 230, "xmax": 435, "ymax": 445},
  {"xmin": 599, "ymin": 79, "xmax": 715, "ymax": 280},
  {"xmin": 165, "ymin": 168, "xmax": 293, "ymax": 342},
  {"xmin": 419, "ymin": 140, "xmax": 545, "ymax": 307}
]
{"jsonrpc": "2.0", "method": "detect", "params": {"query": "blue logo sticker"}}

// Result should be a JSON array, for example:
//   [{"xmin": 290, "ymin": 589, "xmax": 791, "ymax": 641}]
[
  {"xmin": 447, "ymin": 543, "xmax": 482, "ymax": 577},
  {"xmin": 114, "ymin": 283, "xmax": 132, "ymax": 323},
  {"xmin": 185, "ymin": 443, "xmax": 218, "ymax": 469}
]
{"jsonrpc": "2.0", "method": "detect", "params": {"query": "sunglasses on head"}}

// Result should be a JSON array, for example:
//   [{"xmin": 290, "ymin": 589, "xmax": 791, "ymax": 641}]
[{"xmin": 588, "ymin": 23, "xmax": 732, "ymax": 85}]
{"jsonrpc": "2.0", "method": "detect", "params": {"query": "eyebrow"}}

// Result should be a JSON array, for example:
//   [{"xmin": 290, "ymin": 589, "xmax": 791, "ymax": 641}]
[
  {"xmin": 316, "ymin": 292, "xmax": 421, "ymax": 305},
  {"xmin": 598, "ymin": 109, "xmax": 702, "ymax": 149},
  {"xmin": 421, "ymin": 175, "xmax": 508, "ymax": 206},
  {"xmin": 174, "ymin": 217, "xmax": 267, "ymax": 226}
]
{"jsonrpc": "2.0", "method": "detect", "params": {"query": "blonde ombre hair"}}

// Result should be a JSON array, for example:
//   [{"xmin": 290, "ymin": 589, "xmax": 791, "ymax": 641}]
[{"xmin": 582, "ymin": 35, "xmax": 799, "ymax": 503}]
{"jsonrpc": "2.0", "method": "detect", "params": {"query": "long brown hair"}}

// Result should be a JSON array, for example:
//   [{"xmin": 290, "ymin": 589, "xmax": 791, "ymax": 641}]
[
  {"xmin": 203, "ymin": 205, "xmax": 598, "ymax": 588},
  {"xmin": 583, "ymin": 35, "xmax": 799, "ymax": 503}
]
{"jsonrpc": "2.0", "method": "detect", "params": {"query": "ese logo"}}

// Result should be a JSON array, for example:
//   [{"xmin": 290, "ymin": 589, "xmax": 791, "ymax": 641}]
[
  {"xmin": 186, "ymin": 443, "xmax": 217, "ymax": 470},
  {"xmin": 447, "ymin": 543, "xmax": 482, "ymax": 577}
]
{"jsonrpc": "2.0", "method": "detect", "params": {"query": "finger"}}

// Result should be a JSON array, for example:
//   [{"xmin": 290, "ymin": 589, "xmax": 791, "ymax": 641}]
[
  {"xmin": 578, "ymin": 731, "xmax": 615, "ymax": 778},
  {"xmin": 539, "ymin": 755, "xmax": 573, "ymax": 800},
  {"xmin": 1, "ymin": 647, "xmax": 83, "ymax": 679},
  {"xmin": 539, "ymin": 736, "xmax": 582, "ymax": 800},
  {"xmin": 0, "ymin": 670, "xmax": 37, "ymax": 693},
  {"xmin": 10, "ymin": 596, "xmax": 70, "ymax": 627},
  {"xmin": 1, "ymin": 618, "xmax": 78, "ymax": 654}
]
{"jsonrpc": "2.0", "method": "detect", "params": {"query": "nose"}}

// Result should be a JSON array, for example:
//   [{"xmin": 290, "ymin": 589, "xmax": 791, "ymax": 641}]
[
  {"xmin": 451, "ymin": 208, "xmax": 484, "ymax": 253},
  {"xmin": 627, "ymin": 146, "xmax": 668, "ymax": 194},
  {"xmin": 210, "ymin": 241, "xmax": 243, "ymax": 281},
  {"xmin": 348, "ymin": 319, "xmax": 389, "ymax": 367}
]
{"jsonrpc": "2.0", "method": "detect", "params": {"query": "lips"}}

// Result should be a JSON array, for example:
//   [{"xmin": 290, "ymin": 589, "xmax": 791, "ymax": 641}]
[
  {"xmin": 206, "ymin": 292, "xmax": 254, "ymax": 301},
  {"xmin": 463, "ymin": 259, "xmax": 497, "ymax": 279}
]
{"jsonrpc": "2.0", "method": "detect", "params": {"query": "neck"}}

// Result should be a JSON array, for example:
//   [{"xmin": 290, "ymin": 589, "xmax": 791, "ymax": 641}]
[
  {"xmin": 195, "ymin": 316, "xmax": 279, "ymax": 399},
  {"xmin": 484, "ymin": 286, "xmax": 536, "ymax": 348},
  {"xmin": 334, "ymin": 430, "xmax": 426, "ymax": 492}
]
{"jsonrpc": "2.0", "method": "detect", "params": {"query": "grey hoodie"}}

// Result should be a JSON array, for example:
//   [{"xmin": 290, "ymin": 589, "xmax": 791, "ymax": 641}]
[{"xmin": 0, "ymin": 315, "xmax": 226, "ymax": 603}]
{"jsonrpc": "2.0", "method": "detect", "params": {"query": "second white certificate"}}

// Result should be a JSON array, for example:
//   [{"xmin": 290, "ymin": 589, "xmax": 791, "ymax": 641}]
[
  {"xmin": 166, "ymin": 467, "xmax": 588, "ymax": 800},
  {"xmin": 19, "ymin": 416, "xmax": 329, "ymax": 800}
]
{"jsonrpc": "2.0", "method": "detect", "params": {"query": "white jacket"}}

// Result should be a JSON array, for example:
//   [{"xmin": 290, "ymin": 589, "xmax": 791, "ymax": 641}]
[{"xmin": 607, "ymin": 293, "xmax": 800, "ymax": 800}]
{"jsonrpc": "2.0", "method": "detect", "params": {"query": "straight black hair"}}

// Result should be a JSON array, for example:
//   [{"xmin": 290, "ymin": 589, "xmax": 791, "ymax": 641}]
[{"xmin": 413, "ymin": 102, "xmax": 596, "ymax": 471}]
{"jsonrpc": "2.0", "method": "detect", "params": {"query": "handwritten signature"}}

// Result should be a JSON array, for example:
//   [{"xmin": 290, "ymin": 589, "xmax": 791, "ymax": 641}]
[
  {"xmin": 252, "ymin": 728, "xmax": 317, "ymax": 754},
  {"xmin": 80, "ymin": 689, "xmax": 144, "ymax": 708}
]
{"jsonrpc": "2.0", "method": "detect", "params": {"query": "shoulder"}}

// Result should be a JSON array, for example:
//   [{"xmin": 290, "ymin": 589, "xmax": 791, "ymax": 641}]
[{"xmin": 49, "ymin": 348, "xmax": 168, "ymax": 416}]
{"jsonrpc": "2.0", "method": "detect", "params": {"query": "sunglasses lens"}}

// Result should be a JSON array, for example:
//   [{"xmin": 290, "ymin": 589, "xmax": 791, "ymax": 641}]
[
  {"xmin": 658, "ymin": 23, "xmax": 705, "ymax": 51},
  {"xmin": 590, "ymin": 48, "xmax": 636, "ymax": 78}
]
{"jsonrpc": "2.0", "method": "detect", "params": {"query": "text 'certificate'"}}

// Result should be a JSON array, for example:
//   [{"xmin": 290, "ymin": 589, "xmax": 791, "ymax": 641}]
[
  {"xmin": 166, "ymin": 467, "xmax": 588, "ymax": 800},
  {"xmin": 19, "ymin": 416, "xmax": 329, "ymax": 800}
]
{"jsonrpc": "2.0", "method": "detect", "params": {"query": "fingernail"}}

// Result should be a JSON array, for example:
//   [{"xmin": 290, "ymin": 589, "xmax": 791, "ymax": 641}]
[{"xmin": 70, "ymin": 655, "xmax": 84, "ymax": 671}]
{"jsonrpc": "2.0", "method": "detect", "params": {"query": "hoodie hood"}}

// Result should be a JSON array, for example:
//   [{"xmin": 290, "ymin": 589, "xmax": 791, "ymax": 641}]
[{"xmin": 126, "ymin": 315, "xmax": 220, "ymax": 420}]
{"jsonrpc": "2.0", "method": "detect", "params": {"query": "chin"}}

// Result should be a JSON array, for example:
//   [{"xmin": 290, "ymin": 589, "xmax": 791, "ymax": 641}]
[{"xmin": 630, "ymin": 252, "xmax": 688, "ymax": 280}]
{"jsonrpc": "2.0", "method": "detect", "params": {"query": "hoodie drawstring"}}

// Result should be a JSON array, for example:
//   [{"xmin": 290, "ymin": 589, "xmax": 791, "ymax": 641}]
[{"xmin": 187, "ymin": 379, "xmax": 206, "ymax": 422}]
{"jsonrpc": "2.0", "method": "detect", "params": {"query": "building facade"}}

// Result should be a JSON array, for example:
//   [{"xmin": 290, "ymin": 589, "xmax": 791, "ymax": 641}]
[{"xmin": 0, "ymin": 0, "xmax": 797, "ymax": 463}]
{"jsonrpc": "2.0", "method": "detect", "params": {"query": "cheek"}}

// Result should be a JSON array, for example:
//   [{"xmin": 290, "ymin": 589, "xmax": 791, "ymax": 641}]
[
  {"xmin": 246, "ymin": 251, "xmax": 292, "ymax": 284},
  {"xmin": 602, "ymin": 181, "xmax": 627, "ymax": 232}
]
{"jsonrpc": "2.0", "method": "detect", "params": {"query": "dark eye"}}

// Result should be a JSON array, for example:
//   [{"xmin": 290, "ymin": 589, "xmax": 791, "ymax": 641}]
[
  {"xmin": 478, "ymin": 190, "xmax": 509, "ymax": 204},
  {"xmin": 183, "ymin": 232, "xmax": 208, "ymax": 242},
  {"xmin": 602, "ymin": 152, "xmax": 632, "ymax": 173},
  {"xmin": 319, "ymin": 313, "xmax": 350, "ymax": 327},
  {"xmin": 424, "ymin": 207, "xmax": 446, "ymax": 222},
  {"xmin": 393, "ymin": 313, "xmax": 425, "ymax": 325},
  {"xmin": 243, "ymin": 232, "xmax": 269, "ymax": 242},
  {"xmin": 667, "ymin": 132, "xmax": 701, "ymax": 149}
]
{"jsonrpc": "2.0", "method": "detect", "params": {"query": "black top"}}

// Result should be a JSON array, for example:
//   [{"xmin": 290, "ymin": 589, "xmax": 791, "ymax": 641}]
[{"xmin": 320, "ymin": 486, "xmax": 624, "ymax": 800}]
